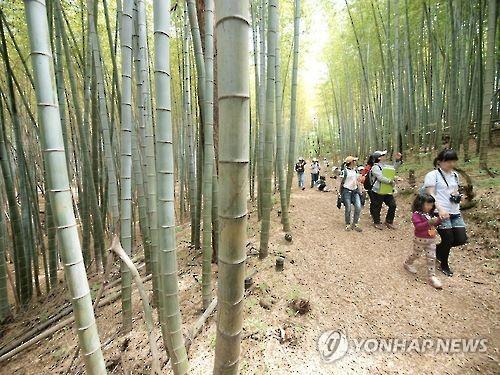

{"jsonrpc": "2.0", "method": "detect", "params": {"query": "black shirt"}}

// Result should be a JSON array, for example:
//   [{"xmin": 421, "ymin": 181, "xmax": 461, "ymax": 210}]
[{"xmin": 295, "ymin": 161, "xmax": 306, "ymax": 173}]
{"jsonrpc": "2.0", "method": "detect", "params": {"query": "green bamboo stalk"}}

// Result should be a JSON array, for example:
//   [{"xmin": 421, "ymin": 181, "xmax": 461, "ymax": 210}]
[
  {"xmin": 250, "ymin": 2, "xmax": 260, "ymax": 201},
  {"xmin": 131, "ymin": 0, "xmax": 152, "ymax": 275},
  {"xmin": 55, "ymin": 0, "xmax": 106, "ymax": 272},
  {"xmin": 153, "ymin": 0, "xmax": 189, "ymax": 372},
  {"xmin": 102, "ymin": 0, "xmax": 121, "ymax": 116},
  {"xmin": 274, "ymin": 11, "xmax": 290, "ymax": 233},
  {"xmin": 0, "ymin": 186, "xmax": 11, "ymax": 322},
  {"xmin": 120, "ymin": 0, "xmax": 134, "ymax": 333},
  {"xmin": 88, "ymin": 0, "xmax": 120, "ymax": 228},
  {"xmin": 479, "ymin": 0, "xmax": 497, "ymax": 169},
  {"xmin": 447, "ymin": 0, "xmax": 459, "ymax": 149},
  {"xmin": 404, "ymin": 0, "xmax": 417, "ymax": 148},
  {"xmin": 393, "ymin": 0, "xmax": 402, "ymax": 152},
  {"xmin": 257, "ymin": 0, "xmax": 266, "ymax": 220},
  {"xmin": 45, "ymin": 191, "xmax": 58, "ymax": 288},
  {"xmin": 183, "ymin": 4, "xmax": 198, "ymax": 249},
  {"xmin": 186, "ymin": 0, "xmax": 205, "ymax": 251},
  {"xmin": 201, "ymin": 0, "xmax": 215, "ymax": 310},
  {"xmin": 137, "ymin": 0, "xmax": 160, "ymax": 301},
  {"xmin": 0, "ymin": 98, "xmax": 24, "ymax": 308},
  {"xmin": 259, "ymin": 0, "xmax": 278, "ymax": 259},
  {"xmin": 285, "ymin": 0, "xmax": 301, "ymax": 207},
  {"xmin": 24, "ymin": 0, "xmax": 106, "ymax": 372},
  {"xmin": 213, "ymin": 0, "xmax": 249, "ymax": 372},
  {"xmin": 0, "ymin": 19, "xmax": 33, "ymax": 305}
]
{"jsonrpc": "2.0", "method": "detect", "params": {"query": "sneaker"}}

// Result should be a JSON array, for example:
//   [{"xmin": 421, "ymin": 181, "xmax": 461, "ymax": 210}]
[
  {"xmin": 373, "ymin": 223, "xmax": 384, "ymax": 230},
  {"xmin": 345, "ymin": 225, "xmax": 352, "ymax": 231},
  {"xmin": 403, "ymin": 262, "xmax": 417, "ymax": 274},
  {"xmin": 301, "ymin": 187, "xmax": 305, "ymax": 191},
  {"xmin": 352, "ymin": 224, "xmax": 363, "ymax": 232},
  {"xmin": 428, "ymin": 276, "xmax": 443, "ymax": 289},
  {"xmin": 385, "ymin": 222, "xmax": 397, "ymax": 230}
]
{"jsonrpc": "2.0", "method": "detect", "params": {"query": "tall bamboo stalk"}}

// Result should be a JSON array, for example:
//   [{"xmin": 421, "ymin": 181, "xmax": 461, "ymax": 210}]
[
  {"xmin": 259, "ymin": 0, "xmax": 278, "ymax": 259},
  {"xmin": 201, "ymin": 0, "xmax": 215, "ymax": 310},
  {"xmin": 186, "ymin": 0, "xmax": 205, "ymax": 250},
  {"xmin": 274, "ymin": 12, "xmax": 290, "ymax": 233},
  {"xmin": 24, "ymin": 0, "xmax": 106, "ymax": 372},
  {"xmin": 213, "ymin": 0, "xmax": 249, "ymax": 372},
  {"xmin": 120, "ymin": 0, "xmax": 134, "ymax": 333},
  {"xmin": 183, "ymin": 4, "xmax": 198, "ymax": 251},
  {"xmin": 286, "ymin": 0, "xmax": 300, "ymax": 207},
  {"xmin": 153, "ymin": 0, "xmax": 189, "ymax": 372},
  {"xmin": 479, "ymin": 0, "xmax": 497, "ymax": 170}
]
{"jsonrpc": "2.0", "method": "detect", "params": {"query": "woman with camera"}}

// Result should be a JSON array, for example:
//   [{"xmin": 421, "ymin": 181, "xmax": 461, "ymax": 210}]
[{"xmin": 424, "ymin": 149, "xmax": 467, "ymax": 277}]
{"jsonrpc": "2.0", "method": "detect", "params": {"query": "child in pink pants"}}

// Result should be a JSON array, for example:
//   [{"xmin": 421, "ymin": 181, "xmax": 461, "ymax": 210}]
[{"xmin": 404, "ymin": 194, "xmax": 442, "ymax": 289}]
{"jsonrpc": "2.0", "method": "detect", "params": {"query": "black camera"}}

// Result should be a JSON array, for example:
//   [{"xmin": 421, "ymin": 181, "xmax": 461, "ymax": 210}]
[{"xmin": 449, "ymin": 194, "xmax": 462, "ymax": 204}]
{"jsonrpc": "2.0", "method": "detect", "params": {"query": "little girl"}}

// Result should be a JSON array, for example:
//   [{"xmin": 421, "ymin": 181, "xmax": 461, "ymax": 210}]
[{"xmin": 404, "ymin": 194, "xmax": 443, "ymax": 289}]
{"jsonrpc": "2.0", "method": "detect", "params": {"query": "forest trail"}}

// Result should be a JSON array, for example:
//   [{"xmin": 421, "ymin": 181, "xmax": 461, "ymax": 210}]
[
  {"xmin": 1, "ymin": 177, "xmax": 498, "ymax": 374},
  {"xmin": 191, "ymin": 181, "xmax": 499, "ymax": 374}
]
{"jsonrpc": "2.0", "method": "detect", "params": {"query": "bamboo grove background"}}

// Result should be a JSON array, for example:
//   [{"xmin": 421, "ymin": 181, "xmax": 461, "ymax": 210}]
[
  {"xmin": 0, "ymin": 0, "xmax": 497, "ymax": 373},
  {"xmin": 312, "ymin": 0, "xmax": 499, "ymax": 169}
]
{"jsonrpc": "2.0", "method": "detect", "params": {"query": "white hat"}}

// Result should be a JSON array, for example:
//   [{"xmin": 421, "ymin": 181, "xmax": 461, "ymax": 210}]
[{"xmin": 373, "ymin": 150, "xmax": 387, "ymax": 158}]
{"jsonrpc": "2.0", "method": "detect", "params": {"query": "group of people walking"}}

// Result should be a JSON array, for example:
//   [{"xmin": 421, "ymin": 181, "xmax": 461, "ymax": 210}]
[
  {"xmin": 295, "ymin": 148, "xmax": 468, "ymax": 289},
  {"xmin": 294, "ymin": 157, "xmax": 321, "ymax": 190}
]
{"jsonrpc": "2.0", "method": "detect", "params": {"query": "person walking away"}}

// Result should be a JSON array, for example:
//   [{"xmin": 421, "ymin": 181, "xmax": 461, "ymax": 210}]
[
  {"xmin": 340, "ymin": 156, "xmax": 363, "ymax": 232},
  {"xmin": 310, "ymin": 158, "xmax": 320, "ymax": 188},
  {"xmin": 424, "ymin": 149, "xmax": 467, "ymax": 277},
  {"xmin": 323, "ymin": 157, "xmax": 330, "ymax": 170},
  {"xmin": 369, "ymin": 150, "xmax": 403, "ymax": 230},
  {"xmin": 403, "ymin": 194, "xmax": 443, "ymax": 289},
  {"xmin": 295, "ymin": 157, "xmax": 306, "ymax": 190}
]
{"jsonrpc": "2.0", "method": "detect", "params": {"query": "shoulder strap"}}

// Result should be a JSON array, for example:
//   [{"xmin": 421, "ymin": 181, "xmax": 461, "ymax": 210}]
[
  {"xmin": 370, "ymin": 164, "xmax": 382, "ymax": 185},
  {"xmin": 437, "ymin": 168, "xmax": 449, "ymax": 188}
]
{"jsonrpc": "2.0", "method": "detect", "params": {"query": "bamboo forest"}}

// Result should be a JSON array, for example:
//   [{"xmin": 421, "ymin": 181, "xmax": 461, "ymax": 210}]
[{"xmin": 0, "ymin": 0, "xmax": 498, "ymax": 373}]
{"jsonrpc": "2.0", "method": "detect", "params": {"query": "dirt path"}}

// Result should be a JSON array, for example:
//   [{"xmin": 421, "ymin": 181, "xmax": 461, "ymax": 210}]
[
  {"xmin": 190, "ymin": 183, "xmax": 499, "ymax": 374},
  {"xmin": 1, "ymin": 181, "xmax": 498, "ymax": 374}
]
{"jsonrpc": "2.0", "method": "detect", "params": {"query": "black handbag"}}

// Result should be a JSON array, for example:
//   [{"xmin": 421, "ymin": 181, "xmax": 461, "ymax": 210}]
[{"xmin": 337, "ymin": 193, "xmax": 342, "ymax": 209}]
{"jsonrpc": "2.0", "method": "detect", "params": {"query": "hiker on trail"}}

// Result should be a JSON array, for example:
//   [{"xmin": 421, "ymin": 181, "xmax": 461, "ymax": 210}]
[
  {"xmin": 369, "ymin": 150, "xmax": 403, "ymax": 230},
  {"xmin": 310, "ymin": 158, "xmax": 320, "ymax": 188},
  {"xmin": 423, "ymin": 149, "xmax": 467, "ymax": 277},
  {"xmin": 403, "ymin": 193, "xmax": 443, "ymax": 289},
  {"xmin": 323, "ymin": 157, "xmax": 330, "ymax": 170},
  {"xmin": 317, "ymin": 175, "xmax": 329, "ymax": 192},
  {"xmin": 339, "ymin": 156, "xmax": 363, "ymax": 232},
  {"xmin": 295, "ymin": 157, "xmax": 306, "ymax": 190}
]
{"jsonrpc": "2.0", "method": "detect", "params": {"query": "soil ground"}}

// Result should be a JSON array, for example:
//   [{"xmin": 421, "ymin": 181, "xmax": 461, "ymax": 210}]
[{"xmin": 0, "ymin": 160, "xmax": 499, "ymax": 374}]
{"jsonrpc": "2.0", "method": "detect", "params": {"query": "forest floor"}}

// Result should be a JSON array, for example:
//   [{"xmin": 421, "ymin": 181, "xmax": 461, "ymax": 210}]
[{"xmin": 0, "ymin": 152, "xmax": 499, "ymax": 374}]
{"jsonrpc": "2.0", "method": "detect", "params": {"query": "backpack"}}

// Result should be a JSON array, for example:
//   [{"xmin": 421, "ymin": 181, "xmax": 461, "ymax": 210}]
[{"xmin": 363, "ymin": 164, "xmax": 381, "ymax": 191}]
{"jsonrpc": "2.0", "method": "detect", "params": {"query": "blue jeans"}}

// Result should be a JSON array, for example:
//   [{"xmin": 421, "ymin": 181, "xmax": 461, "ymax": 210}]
[
  {"xmin": 438, "ymin": 214, "xmax": 466, "ymax": 229},
  {"xmin": 342, "ymin": 188, "xmax": 362, "ymax": 225},
  {"xmin": 297, "ymin": 172, "xmax": 305, "ymax": 188},
  {"xmin": 311, "ymin": 173, "xmax": 319, "ymax": 188}
]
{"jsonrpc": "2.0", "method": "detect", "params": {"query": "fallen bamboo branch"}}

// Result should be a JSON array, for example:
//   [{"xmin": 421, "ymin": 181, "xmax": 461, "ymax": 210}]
[
  {"xmin": 109, "ymin": 235, "xmax": 161, "ymax": 374},
  {"xmin": 0, "ymin": 289, "xmax": 123, "ymax": 363},
  {"xmin": 185, "ymin": 297, "xmax": 217, "ymax": 352},
  {"xmin": 0, "ymin": 261, "xmax": 148, "ymax": 358},
  {"xmin": 0, "ymin": 304, "xmax": 73, "ymax": 357}
]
